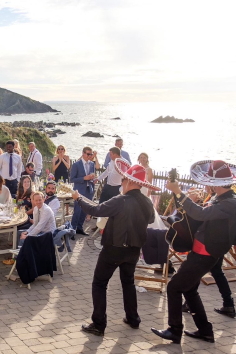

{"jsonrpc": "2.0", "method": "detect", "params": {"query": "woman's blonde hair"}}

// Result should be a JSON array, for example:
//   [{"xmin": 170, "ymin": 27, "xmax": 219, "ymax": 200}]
[{"xmin": 56, "ymin": 145, "xmax": 66, "ymax": 154}]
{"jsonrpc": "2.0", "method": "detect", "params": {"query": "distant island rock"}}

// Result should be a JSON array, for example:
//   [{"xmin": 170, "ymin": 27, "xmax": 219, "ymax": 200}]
[
  {"xmin": 82, "ymin": 131, "xmax": 104, "ymax": 138},
  {"xmin": 0, "ymin": 87, "xmax": 59, "ymax": 114},
  {"xmin": 151, "ymin": 116, "xmax": 195, "ymax": 123},
  {"xmin": 111, "ymin": 117, "xmax": 121, "ymax": 120}
]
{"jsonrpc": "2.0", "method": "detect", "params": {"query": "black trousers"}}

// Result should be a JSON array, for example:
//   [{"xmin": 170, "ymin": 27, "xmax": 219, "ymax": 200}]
[
  {"xmin": 99, "ymin": 184, "xmax": 121, "ymax": 204},
  {"xmin": 211, "ymin": 256, "xmax": 234, "ymax": 307},
  {"xmin": 167, "ymin": 251, "xmax": 218, "ymax": 335},
  {"xmin": 92, "ymin": 245, "xmax": 140, "ymax": 332},
  {"xmin": 5, "ymin": 179, "xmax": 18, "ymax": 197}
]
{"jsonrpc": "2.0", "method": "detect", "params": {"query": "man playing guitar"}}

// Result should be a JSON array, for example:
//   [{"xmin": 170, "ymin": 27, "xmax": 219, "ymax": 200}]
[{"xmin": 151, "ymin": 160, "xmax": 236, "ymax": 344}]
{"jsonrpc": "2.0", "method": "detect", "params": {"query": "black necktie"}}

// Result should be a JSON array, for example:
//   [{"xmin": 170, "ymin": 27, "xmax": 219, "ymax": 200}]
[{"xmin": 9, "ymin": 154, "xmax": 13, "ymax": 177}]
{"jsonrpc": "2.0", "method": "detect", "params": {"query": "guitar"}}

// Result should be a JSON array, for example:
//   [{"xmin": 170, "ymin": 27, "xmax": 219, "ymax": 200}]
[
  {"xmin": 57, "ymin": 183, "xmax": 98, "ymax": 206},
  {"xmin": 58, "ymin": 183, "xmax": 108, "ymax": 229},
  {"xmin": 165, "ymin": 169, "xmax": 202, "ymax": 252}
]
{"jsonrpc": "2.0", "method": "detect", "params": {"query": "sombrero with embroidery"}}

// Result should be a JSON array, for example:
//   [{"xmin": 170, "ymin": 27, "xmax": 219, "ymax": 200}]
[
  {"xmin": 190, "ymin": 160, "xmax": 236, "ymax": 186},
  {"xmin": 115, "ymin": 158, "xmax": 161, "ymax": 191}
]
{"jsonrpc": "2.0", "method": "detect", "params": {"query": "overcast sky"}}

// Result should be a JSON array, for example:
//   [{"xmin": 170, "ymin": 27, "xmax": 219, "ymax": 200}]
[{"xmin": 0, "ymin": 0, "xmax": 236, "ymax": 102}]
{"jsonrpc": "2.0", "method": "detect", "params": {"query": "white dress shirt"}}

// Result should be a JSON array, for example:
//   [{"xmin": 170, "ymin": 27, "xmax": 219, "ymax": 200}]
[
  {"xmin": 27, "ymin": 203, "xmax": 56, "ymax": 236},
  {"xmin": 0, "ymin": 152, "xmax": 22, "ymax": 181},
  {"xmin": 97, "ymin": 159, "xmax": 123, "ymax": 186},
  {"xmin": 47, "ymin": 197, "xmax": 60, "ymax": 217},
  {"xmin": 0, "ymin": 185, "xmax": 12, "ymax": 204},
  {"xmin": 27, "ymin": 149, "xmax": 42, "ymax": 175},
  {"xmin": 81, "ymin": 158, "xmax": 92, "ymax": 174}
]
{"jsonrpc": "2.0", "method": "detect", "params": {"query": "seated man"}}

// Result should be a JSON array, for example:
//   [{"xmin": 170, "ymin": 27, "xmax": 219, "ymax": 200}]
[
  {"xmin": 21, "ymin": 162, "xmax": 36, "ymax": 182},
  {"xmin": 19, "ymin": 192, "xmax": 56, "ymax": 246},
  {"xmin": 44, "ymin": 181, "xmax": 60, "ymax": 216}
]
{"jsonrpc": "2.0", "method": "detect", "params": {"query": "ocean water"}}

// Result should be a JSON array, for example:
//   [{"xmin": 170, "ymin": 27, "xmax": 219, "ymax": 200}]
[{"xmin": 1, "ymin": 101, "xmax": 236, "ymax": 174}]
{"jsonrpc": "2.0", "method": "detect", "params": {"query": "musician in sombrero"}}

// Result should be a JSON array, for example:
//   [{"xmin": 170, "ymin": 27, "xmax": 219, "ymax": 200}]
[
  {"xmin": 71, "ymin": 159, "xmax": 159, "ymax": 336},
  {"xmin": 151, "ymin": 160, "xmax": 236, "ymax": 344}
]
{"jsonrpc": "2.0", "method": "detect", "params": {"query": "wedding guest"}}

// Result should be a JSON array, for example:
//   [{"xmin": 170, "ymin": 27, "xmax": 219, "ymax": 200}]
[
  {"xmin": 52, "ymin": 145, "xmax": 70, "ymax": 182},
  {"xmin": 70, "ymin": 146, "xmax": 95, "ymax": 236},
  {"xmin": 138, "ymin": 152, "xmax": 153, "ymax": 197},
  {"xmin": 0, "ymin": 140, "xmax": 22, "ymax": 197},
  {"xmin": 21, "ymin": 162, "xmax": 36, "ymax": 182},
  {"xmin": 44, "ymin": 181, "xmax": 60, "ymax": 217},
  {"xmin": 19, "ymin": 192, "xmax": 56, "ymax": 246},
  {"xmin": 16, "ymin": 175, "xmax": 34, "ymax": 229},
  {"xmin": 94, "ymin": 147, "xmax": 123, "ymax": 203},
  {"xmin": 27, "ymin": 142, "xmax": 42, "ymax": 176},
  {"xmin": 89, "ymin": 150, "xmax": 100, "ymax": 170},
  {"xmin": 13, "ymin": 139, "xmax": 23, "ymax": 157},
  {"xmin": 0, "ymin": 175, "xmax": 12, "ymax": 204},
  {"xmin": 104, "ymin": 138, "xmax": 131, "ymax": 168}
]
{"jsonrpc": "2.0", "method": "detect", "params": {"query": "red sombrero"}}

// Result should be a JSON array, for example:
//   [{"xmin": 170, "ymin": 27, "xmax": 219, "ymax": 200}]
[
  {"xmin": 190, "ymin": 160, "xmax": 236, "ymax": 186},
  {"xmin": 115, "ymin": 158, "xmax": 161, "ymax": 191}
]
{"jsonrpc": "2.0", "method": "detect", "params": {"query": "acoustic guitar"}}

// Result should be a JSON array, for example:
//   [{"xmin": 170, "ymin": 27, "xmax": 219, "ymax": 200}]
[
  {"xmin": 165, "ymin": 169, "xmax": 202, "ymax": 252},
  {"xmin": 57, "ymin": 183, "xmax": 108, "ymax": 229}
]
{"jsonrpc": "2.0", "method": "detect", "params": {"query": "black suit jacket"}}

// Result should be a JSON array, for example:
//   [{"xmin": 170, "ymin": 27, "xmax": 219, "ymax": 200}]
[{"xmin": 16, "ymin": 232, "xmax": 57, "ymax": 284}]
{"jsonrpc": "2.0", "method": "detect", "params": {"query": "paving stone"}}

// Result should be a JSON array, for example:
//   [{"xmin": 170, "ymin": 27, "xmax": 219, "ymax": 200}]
[{"xmin": 1, "ymin": 228, "xmax": 236, "ymax": 354}]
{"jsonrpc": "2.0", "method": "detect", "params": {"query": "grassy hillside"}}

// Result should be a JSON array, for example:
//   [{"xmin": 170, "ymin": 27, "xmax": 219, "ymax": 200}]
[{"xmin": 0, "ymin": 123, "xmax": 56, "ymax": 157}]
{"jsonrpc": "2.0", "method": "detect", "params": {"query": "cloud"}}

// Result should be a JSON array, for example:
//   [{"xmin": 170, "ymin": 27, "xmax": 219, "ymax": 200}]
[{"xmin": 1, "ymin": 0, "xmax": 236, "ymax": 102}]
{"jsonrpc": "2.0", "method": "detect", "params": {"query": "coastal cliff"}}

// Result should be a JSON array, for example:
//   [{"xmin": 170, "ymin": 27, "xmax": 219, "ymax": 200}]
[{"xmin": 0, "ymin": 87, "xmax": 59, "ymax": 114}]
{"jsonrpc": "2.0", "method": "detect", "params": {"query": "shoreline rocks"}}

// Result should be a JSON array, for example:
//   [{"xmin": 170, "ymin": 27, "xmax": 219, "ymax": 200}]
[{"xmin": 2, "ymin": 120, "xmax": 81, "ymax": 138}]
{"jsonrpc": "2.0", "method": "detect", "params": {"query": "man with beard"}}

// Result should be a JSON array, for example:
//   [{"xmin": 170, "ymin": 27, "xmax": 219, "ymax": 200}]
[{"xmin": 44, "ymin": 181, "xmax": 60, "ymax": 216}]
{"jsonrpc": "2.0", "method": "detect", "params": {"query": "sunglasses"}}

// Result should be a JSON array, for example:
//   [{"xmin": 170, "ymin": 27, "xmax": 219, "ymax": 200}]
[{"xmin": 86, "ymin": 153, "xmax": 93, "ymax": 156}]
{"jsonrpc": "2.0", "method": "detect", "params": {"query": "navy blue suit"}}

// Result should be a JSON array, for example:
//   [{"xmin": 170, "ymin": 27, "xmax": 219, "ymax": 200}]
[{"xmin": 70, "ymin": 159, "xmax": 95, "ymax": 230}]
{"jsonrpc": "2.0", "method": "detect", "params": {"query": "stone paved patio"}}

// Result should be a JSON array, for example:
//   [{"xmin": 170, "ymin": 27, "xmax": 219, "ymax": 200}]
[{"xmin": 0, "ymin": 221, "xmax": 236, "ymax": 354}]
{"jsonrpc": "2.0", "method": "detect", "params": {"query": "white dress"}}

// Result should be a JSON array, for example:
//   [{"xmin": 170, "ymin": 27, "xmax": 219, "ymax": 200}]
[{"xmin": 141, "ymin": 186, "xmax": 167, "ymax": 230}]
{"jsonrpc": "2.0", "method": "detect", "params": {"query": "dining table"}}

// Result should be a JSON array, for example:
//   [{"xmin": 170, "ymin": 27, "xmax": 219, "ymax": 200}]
[{"xmin": 0, "ymin": 213, "xmax": 28, "ymax": 254}]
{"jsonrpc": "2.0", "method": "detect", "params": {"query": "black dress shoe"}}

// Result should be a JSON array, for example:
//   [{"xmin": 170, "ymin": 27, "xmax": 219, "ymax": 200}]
[
  {"xmin": 81, "ymin": 323, "xmax": 104, "ymax": 336},
  {"xmin": 123, "ymin": 318, "xmax": 139, "ymax": 329},
  {"xmin": 184, "ymin": 330, "xmax": 214, "ymax": 343},
  {"xmin": 76, "ymin": 229, "xmax": 89, "ymax": 236},
  {"xmin": 151, "ymin": 328, "xmax": 181, "ymax": 344},
  {"xmin": 214, "ymin": 306, "xmax": 235, "ymax": 318}
]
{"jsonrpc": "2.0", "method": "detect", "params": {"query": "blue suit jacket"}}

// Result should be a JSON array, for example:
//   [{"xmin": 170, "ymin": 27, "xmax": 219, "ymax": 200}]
[{"xmin": 70, "ymin": 159, "xmax": 95, "ymax": 197}]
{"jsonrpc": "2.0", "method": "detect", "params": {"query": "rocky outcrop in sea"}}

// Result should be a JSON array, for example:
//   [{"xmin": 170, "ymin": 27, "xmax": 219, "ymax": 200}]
[{"xmin": 151, "ymin": 116, "xmax": 195, "ymax": 123}]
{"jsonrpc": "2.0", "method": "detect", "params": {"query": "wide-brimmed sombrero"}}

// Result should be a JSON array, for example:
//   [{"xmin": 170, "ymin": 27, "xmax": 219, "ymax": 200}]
[
  {"xmin": 190, "ymin": 160, "xmax": 236, "ymax": 186},
  {"xmin": 115, "ymin": 158, "xmax": 161, "ymax": 191}
]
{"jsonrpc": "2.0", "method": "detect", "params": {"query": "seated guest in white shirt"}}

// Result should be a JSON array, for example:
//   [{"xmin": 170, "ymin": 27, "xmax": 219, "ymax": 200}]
[
  {"xmin": 0, "ymin": 175, "xmax": 12, "ymax": 204},
  {"xmin": 19, "ymin": 192, "xmax": 56, "ymax": 246},
  {"xmin": 95, "ymin": 147, "xmax": 127, "ymax": 203},
  {"xmin": 0, "ymin": 140, "xmax": 22, "ymax": 197},
  {"xmin": 44, "ymin": 181, "xmax": 60, "ymax": 216}
]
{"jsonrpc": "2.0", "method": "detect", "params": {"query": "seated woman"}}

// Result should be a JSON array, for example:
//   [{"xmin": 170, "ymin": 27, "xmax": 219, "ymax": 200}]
[
  {"xmin": 16, "ymin": 175, "xmax": 34, "ymax": 228},
  {"xmin": 0, "ymin": 175, "xmax": 12, "ymax": 204},
  {"xmin": 52, "ymin": 145, "xmax": 70, "ymax": 182}
]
